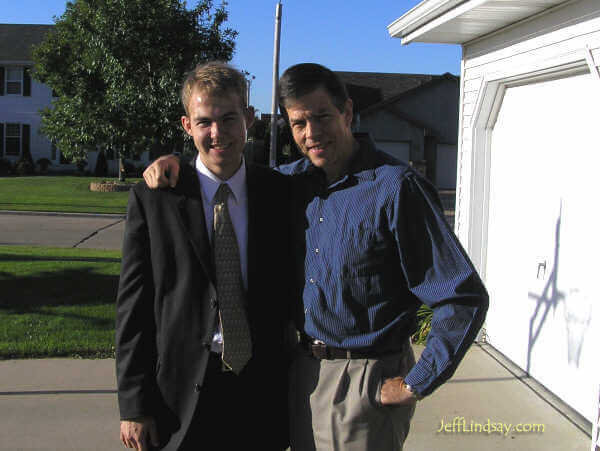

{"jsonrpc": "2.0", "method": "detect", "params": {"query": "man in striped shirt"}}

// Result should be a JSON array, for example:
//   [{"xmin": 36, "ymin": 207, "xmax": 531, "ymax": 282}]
[{"xmin": 144, "ymin": 62, "xmax": 489, "ymax": 451}]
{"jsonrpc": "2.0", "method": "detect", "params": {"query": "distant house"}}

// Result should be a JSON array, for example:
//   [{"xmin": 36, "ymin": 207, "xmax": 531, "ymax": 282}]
[
  {"xmin": 390, "ymin": 0, "xmax": 600, "ymax": 430},
  {"xmin": 0, "ymin": 24, "xmax": 61, "ymax": 169},
  {"xmin": 336, "ymin": 71, "xmax": 459, "ymax": 189},
  {"xmin": 0, "ymin": 23, "xmax": 149, "ymax": 175}
]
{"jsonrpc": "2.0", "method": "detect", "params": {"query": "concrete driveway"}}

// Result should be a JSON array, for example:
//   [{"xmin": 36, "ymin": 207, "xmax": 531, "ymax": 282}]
[
  {"xmin": 0, "ymin": 211, "xmax": 125, "ymax": 250},
  {"xmin": 0, "ymin": 345, "xmax": 593, "ymax": 451}
]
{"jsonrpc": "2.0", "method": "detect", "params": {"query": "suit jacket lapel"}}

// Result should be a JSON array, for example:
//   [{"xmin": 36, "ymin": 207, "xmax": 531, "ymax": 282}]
[
  {"xmin": 246, "ymin": 163, "xmax": 264, "ymax": 297},
  {"xmin": 174, "ymin": 161, "xmax": 215, "ymax": 284}
]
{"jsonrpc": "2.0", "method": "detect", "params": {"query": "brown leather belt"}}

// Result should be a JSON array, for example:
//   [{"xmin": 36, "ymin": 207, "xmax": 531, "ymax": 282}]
[{"xmin": 301, "ymin": 335, "xmax": 406, "ymax": 360}]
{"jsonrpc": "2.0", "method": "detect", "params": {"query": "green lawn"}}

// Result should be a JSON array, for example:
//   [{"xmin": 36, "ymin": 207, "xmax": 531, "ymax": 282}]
[
  {"xmin": 0, "ymin": 246, "xmax": 121, "ymax": 358},
  {"xmin": 0, "ymin": 176, "xmax": 138, "ymax": 214}
]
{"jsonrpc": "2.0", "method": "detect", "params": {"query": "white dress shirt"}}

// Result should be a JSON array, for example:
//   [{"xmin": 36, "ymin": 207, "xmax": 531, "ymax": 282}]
[{"xmin": 195, "ymin": 154, "xmax": 249, "ymax": 353}]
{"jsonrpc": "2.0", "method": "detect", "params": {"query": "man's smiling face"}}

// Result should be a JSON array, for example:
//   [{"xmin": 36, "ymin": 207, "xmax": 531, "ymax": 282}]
[
  {"xmin": 284, "ymin": 86, "xmax": 355, "ymax": 182},
  {"xmin": 181, "ymin": 85, "xmax": 251, "ymax": 180}
]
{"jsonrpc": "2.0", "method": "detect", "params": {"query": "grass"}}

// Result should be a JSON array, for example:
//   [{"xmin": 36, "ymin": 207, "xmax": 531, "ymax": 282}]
[
  {"xmin": 0, "ymin": 176, "xmax": 138, "ymax": 214},
  {"xmin": 0, "ymin": 245, "xmax": 121, "ymax": 359}
]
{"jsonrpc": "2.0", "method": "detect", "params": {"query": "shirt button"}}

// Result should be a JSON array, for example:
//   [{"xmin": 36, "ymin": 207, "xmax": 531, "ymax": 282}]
[
  {"xmin": 315, "ymin": 248, "xmax": 319, "ymax": 254},
  {"xmin": 309, "ymin": 278, "xmax": 315, "ymax": 284},
  {"xmin": 319, "ymin": 217, "xmax": 324, "ymax": 222},
  {"xmin": 194, "ymin": 383, "xmax": 201, "ymax": 393}
]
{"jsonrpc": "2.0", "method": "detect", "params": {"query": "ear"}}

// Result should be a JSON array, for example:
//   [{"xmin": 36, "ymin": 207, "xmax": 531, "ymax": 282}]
[
  {"xmin": 181, "ymin": 115, "xmax": 192, "ymax": 136},
  {"xmin": 343, "ymin": 98, "xmax": 353, "ymax": 127},
  {"xmin": 244, "ymin": 105, "xmax": 256, "ymax": 129}
]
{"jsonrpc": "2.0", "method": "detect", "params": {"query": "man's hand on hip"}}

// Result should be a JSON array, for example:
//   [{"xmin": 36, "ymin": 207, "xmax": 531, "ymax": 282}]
[
  {"xmin": 380, "ymin": 376, "xmax": 417, "ymax": 406},
  {"xmin": 143, "ymin": 155, "xmax": 181, "ymax": 189},
  {"xmin": 120, "ymin": 416, "xmax": 159, "ymax": 451}
]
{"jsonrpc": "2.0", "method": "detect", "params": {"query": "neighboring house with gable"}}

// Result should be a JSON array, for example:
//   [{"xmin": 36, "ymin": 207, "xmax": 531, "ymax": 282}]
[
  {"xmin": 336, "ymin": 71, "xmax": 460, "ymax": 189},
  {"xmin": 0, "ymin": 23, "xmax": 149, "ymax": 175},
  {"xmin": 389, "ymin": 0, "xmax": 600, "ymax": 435}
]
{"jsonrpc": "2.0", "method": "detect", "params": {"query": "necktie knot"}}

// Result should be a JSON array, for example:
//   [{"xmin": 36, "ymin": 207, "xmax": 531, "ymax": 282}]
[{"xmin": 214, "ymin": 183, "xmax": 232, "ymax": 205}]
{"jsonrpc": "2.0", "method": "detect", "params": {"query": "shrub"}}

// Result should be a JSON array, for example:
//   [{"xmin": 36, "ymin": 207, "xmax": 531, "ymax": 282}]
[
  {"xmin": 36, "ymin": 158, "xmax": 52, "ymax": 172},
  {"xmin": 15, "ymin": 158, "xmax": 35, "ymax": 176},
  {"xmin": 0, "ymin": 158, "xmax": 12, "ymax": 176},
  {"xmin": 412, "ymin": 304, "xmax": 433, "ymax": 344},
  {"xmin": 123, "ymin": 160, "xmax": 143, "ymax": 178},
  {"xmin": 75, "ymin": 160, "xmax": 87, "ymax": 173},
  {"xmin": 94, "ymin": 150, "xmax": 108, "ymax": 177}
]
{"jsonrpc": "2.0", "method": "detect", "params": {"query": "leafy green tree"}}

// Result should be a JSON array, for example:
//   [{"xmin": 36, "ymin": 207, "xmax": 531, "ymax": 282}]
[{"xmin": 33, "ymin": 0, "xmax": 236, "ymax": 180}]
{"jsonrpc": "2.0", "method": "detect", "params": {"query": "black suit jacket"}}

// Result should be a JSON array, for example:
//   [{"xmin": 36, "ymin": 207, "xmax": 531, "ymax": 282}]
[{"xmin": 115, "ymin": 160, "xmax": 292, "ymax": 450}]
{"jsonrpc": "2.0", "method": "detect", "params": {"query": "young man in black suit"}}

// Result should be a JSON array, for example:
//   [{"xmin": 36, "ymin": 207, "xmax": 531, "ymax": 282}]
[{"xmin": 116, "ymin": 62, "xmax": 291, "ymax": 451}]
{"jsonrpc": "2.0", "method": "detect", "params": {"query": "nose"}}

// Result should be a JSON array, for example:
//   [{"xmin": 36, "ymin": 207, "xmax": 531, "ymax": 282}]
[
  {"xmin": 305, "ymin": 119, "xmax": 321, "ymax": 141},
  {"xmin": 210, "ymin": 121, "xmax": 222, "ymax": 139}
]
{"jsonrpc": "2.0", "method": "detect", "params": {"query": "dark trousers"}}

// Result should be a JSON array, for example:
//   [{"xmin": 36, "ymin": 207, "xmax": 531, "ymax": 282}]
[{"xmin": 179, "ymin": 353, "xmax": 247, "ymax": 450}]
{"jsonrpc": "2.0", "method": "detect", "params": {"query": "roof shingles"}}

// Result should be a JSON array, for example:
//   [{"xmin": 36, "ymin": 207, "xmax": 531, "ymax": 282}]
[{"xmin": 0, "ymin": 24, "xmax": 54, "ymax": 62}]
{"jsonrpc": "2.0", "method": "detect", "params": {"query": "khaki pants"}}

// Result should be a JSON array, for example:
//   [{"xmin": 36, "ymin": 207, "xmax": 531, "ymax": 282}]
[{"xmin": 289, "ymin": 345, "xmax": 416, "ymax": 451}]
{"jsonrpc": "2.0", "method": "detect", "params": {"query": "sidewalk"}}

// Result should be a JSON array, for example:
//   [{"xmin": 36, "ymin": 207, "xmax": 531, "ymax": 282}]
[{"xmin": 0, "ymin": 344, "xmax": 591, "ymax": 450}]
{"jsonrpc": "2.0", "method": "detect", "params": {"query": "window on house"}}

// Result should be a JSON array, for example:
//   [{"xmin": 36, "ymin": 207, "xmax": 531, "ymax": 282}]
[
  {"xmin": 5, "ymin": 124, "xmax": 21, "ymax": 156},
  {"xmin": 6, "ymin": 68, "xmax": 22, "ymax": 95}
]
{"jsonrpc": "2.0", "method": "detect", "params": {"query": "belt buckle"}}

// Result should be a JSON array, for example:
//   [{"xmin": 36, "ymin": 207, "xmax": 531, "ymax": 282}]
[{"xmin": 311, "ymin": 341, "xmax": 328, "ymax": 359}]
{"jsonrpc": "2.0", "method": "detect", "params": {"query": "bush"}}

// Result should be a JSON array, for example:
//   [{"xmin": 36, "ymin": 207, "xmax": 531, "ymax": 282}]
[
  {"xmin": 15, "ymin": 158, "xmax": 35, "ymax": 176},
  {"xmin": 0, "ymin": 158, "xmax": 12, "ymax": 176},
  {"xmin": 123, "ymin": 160, "xmax": 144, "ymax": 178},
  {"xmin": 75, "ymin": 160, "xmax": 87, "ymax": 173},
  {"xmin": 36, "ymin": 158, "xmax": 52, "ymax": 172},
  {"xmin": 94, "ymin": 150, "xmax": 108, "ymax": 177},
  {"xmin": 412, "ymin": 304, "xmax": 433, "ymax": 344}
]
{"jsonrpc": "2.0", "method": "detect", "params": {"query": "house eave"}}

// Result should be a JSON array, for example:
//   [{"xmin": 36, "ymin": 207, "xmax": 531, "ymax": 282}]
[{"xmin": 388, "ymin": 0, "xmax": 571, "ymax": 45}]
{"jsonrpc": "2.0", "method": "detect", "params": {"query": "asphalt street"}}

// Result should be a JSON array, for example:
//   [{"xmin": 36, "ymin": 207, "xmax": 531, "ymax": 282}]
[{"xmin": 0, "ymin": 211, "xmax": 125, "ymax": 250}]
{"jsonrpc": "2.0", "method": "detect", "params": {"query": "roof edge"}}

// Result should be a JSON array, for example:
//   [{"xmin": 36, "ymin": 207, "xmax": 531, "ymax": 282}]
[{"xmin": 387, "ymin": 0, "xmax": 471, "ymax": 44}]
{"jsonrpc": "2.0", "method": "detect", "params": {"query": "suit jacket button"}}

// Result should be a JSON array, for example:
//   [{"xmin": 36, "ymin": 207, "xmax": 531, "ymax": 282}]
[
  {"xmin": 194, "ymin": 383, "xmax": 201, "ymax": 393},
  {"xmin": 210, "ymin": 299, "xmax": 218, "ymax": 309},
  {"xmin": 203, "ymin": 341, "xmax": 211, "ymax": 350}
]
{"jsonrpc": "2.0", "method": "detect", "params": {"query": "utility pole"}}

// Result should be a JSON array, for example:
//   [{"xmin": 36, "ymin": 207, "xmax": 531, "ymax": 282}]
[{"xmin": 269, "ymin": 1, "xmax": 282, "ymax": 167}]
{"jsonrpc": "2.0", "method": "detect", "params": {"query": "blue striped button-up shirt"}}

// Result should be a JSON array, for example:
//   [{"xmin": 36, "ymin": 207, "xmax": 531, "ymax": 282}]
[{"xmin": 278, "ymin": 134, "xmax": 488, "ymax": 396}]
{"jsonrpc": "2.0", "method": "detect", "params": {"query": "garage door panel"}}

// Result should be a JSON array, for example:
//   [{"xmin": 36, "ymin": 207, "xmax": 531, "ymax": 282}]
[{"xmin": 486, "ymin": 72, "xmax": 599, "ymax": 421}]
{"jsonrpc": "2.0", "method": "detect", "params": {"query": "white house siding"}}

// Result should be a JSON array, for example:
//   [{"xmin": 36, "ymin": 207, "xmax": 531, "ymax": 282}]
[
  {"xmin": 456, "ymin": 0, "xmax": 600, "ymax": 423},
  {"xmin": 0, "ymin": 67, "xmax": 56, "ymax": 165},
  {"xmin": 1, "ymin": 64, "xmax": 150, "ymax": 174}
]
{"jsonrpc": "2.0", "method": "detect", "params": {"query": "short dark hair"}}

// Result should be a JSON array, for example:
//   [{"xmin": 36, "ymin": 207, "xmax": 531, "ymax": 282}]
[{"xmin": 278, "ymin": 63, "xmax": 349, "ymax": 121}]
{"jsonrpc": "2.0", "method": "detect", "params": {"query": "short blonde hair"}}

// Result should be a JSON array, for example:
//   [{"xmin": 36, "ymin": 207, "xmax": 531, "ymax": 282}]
[{"xmin": 181, "ymin": 61, "xmax": 247, "ymax": 115}]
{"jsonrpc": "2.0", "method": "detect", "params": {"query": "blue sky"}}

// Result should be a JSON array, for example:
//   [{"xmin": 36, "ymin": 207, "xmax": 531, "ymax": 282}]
[{"xmin": 2, "ymin": 0, "xmax": 461, "ymax": 115}]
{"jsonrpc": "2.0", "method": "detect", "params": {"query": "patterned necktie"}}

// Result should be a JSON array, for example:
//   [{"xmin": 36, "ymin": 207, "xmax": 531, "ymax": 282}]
[{"xmin": 213, "ymin": 183, "xmax": 252, "ymax": 374}]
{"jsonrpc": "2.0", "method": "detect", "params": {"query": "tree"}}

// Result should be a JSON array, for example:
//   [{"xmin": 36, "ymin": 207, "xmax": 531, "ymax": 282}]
[{"xmin": 33, "ymin": 0, "xmax": 237, "ymax": 180}]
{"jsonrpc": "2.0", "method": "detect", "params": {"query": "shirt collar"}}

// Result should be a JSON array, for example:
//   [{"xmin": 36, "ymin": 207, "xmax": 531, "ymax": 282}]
[
  {"xmin": 194, "ymin": 154, "xmax": 247, "ymax": 204},
  {"xmin": 324, "ymin": 133, "xmax": 377, "ymax": 189},
  {"xmin": 345, "ymin": 133, "xmax": 377, "ymax": 182}
]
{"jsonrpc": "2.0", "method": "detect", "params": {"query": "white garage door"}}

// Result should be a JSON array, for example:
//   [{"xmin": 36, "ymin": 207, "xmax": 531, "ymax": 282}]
[
  {"xmin": 435, "ymin": 144, "xmax": 457, "ymax": 189},
  {"xmin": 485, "ymin": 73, "xmax": 600, "ymax": 422}
]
